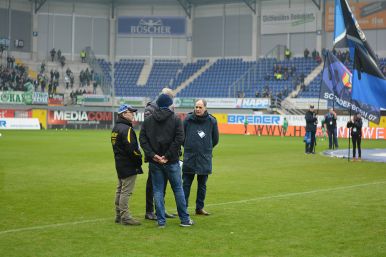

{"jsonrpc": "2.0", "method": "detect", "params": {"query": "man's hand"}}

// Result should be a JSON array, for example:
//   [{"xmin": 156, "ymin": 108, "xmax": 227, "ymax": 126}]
[
  {"xmin": 152, "ymin": 154, "xmax": 163, "ymax": 163},
  {"xmin": 159, "ymin": 156, "xmax": 169, "ymax": 164}
]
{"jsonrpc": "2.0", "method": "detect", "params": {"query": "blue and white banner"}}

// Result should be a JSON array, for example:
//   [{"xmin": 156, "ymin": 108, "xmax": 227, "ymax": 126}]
[{"xmin": 118, "ymin": 16, "xmax": 186, "ymax": 36}]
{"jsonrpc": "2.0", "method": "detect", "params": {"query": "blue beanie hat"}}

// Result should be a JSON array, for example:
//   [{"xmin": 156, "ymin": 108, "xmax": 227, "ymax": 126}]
[{"xmin": 156, "ymin": 94, "xmax": 173, "ymax": 109}]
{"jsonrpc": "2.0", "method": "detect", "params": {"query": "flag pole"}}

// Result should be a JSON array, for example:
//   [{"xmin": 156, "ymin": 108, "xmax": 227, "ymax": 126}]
[
  {"xmin": 315, "ymin": 51, "xmax": 329, "ymax": 154},
  {"xmin": 347, "ymin": 48, "xmax": 357, "ymax": 162}
]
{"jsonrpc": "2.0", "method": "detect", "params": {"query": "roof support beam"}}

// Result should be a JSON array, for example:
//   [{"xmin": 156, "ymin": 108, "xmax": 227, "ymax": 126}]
[
  {"xmin": 312, "ymin": 0, "xmax": 321, "ymax": 10},
  {"xmin": 176, "ymin": 0, "xmax": 192, "ymax": 19},
  {"xmin": 243, "ymin": 0, "xmax": 256, "ymax": 14},
  {"xmin": 34, "ymin": 0, "xmax": 47, "ymax": 14}
]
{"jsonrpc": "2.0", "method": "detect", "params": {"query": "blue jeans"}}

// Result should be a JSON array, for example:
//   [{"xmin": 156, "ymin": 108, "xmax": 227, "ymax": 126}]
[
  {"xmin": 149, "ymin": 162, "xmax": 190, "ymax": 226},
  {"xmin": 182, "ymin": 173, "xmax": 208, "ymax": 211}
]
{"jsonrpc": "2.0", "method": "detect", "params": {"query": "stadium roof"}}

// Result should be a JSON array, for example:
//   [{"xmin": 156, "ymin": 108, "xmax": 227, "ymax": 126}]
[{"xmin": 33, "ymin": 0, "xmax": 322, "ymax": 18}]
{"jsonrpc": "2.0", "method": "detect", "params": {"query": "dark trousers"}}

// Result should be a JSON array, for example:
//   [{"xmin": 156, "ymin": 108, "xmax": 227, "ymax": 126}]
[
  {"xmin": 306, "ymin": 131, "xmax": 316, "ymax": 153},
  {"xmin": 182, "ymin": 173, "xmax": 208, "ymax": 211},
  {"xmin": 327, "ymin": 127, "xmax": 338, "ymax": 149},
  {"xmin": 146, "ymin": 170, "xmax": 168, "ymax": 213},
  {"xmin": 352, "ymin": 136, "xmax": 362, "ymax": 158}
]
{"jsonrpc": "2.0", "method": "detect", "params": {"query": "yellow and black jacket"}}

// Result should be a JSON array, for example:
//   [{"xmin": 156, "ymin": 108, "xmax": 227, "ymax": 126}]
[{"xmin": 111, "ymin": 116, "xmax": 143, "ymax": 179}]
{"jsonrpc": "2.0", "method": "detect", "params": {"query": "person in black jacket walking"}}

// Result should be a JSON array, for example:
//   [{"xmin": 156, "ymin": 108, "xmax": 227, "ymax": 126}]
[
  {"xmin": 140, "ymin": 94, "xmax": 193, "ymax": 228},
  {"xmin": 305, "ymin": 105, "xmax": 318, "ymax": 154},
  {"xmin": 111, "ymin": 104, "xmax": 143, "ymax": 226},
  {"xmin": 182, "ymin": 99, "xmax": 219, "ymax": 216},
  {"xmin": 347, "ymin": 113, "xmax": 363, "ymax": 161}
]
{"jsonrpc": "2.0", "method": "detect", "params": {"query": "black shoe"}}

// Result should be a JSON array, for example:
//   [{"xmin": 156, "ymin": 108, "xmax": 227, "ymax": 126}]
[
  {"xmin": 145, "ymin": 212, "xmax": 157, "ymax": 220},
  {"xmin": 165, "ymin": 212, "xmax": 176, "ymax": 218},
  {"xmin": 115, "ymin": 216, "xmax": 121, "ymax": 224}
]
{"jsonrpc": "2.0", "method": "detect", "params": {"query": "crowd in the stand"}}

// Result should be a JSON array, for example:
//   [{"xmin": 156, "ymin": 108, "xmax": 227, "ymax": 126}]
[{"xmin": 0, "ymin": 63, "xmax": 31, "ymax": 91}]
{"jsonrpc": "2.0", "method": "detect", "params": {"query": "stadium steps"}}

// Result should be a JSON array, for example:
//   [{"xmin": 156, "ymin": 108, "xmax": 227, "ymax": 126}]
[
  {"xmin": 289, "ymin": 62, "xmax": 324, "ymax": 98},
  {"xmin": 137, "ymin": 62, "xmax": 151, "ymax": 86},
  {"xmin": 173, "ymin": 60, "xmax": 213, "ymax": 95}
]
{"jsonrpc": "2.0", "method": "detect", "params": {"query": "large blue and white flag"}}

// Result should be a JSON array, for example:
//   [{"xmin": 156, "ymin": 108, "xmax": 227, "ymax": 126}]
[
  {"xmin": 333, "ymin": 0, "xmax": 386, "ymax": 110},
  {"xmin": 321, "ymin": 51, "xmax": 380, "ymax": 123},
  {"xmin": 333, "ymin": 0, "xmax": 378, "ymax": 63},
  {"xmin": 352, "ymin": 46, "xmax": 386, "ymax": 109}
]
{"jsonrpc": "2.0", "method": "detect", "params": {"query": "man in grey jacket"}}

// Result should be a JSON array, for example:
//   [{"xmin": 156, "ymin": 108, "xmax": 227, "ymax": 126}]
[{"xmin": 182, "ymin": 99, "xmax": 219, "ymax": 216}]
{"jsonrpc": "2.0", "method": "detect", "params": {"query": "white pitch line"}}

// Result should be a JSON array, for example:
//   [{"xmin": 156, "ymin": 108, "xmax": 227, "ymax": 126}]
[
  {"xmin": 0, "ymin": 180, "xmax": 385, "ymax": 235},
  {"xmin": 0, "ymin": 218, "xmax": 108, "ymax": 235},
  {"xmin": 205, "ymin": 180, "xmax": 386, "ymax": 207}
]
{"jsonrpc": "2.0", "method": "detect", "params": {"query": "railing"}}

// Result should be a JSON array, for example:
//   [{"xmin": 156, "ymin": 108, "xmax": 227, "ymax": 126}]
[{"xmin": 84, "ymin": 46, "xmax": 111, "ymax": 95}]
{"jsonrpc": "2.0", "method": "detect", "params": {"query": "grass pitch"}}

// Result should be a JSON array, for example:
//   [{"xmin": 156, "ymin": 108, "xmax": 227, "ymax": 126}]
[{"xmin": 0, "ymin": 130, "xmax": 385, "ymax": 257}]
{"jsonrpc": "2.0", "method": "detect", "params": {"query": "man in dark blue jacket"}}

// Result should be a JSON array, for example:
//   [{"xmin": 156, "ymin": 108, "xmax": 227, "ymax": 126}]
[
  {"xmin": 111, "ymin": 104, "xmax": 143, "ymax": 225},
  {"xmin": 140, "ymin": 94, "xmax": 193, "ymax": 228},
  {"xmin": 305, "ymin": 105, "xmax": 318, "ymax": 154},
  {"xmin": 182, "ymin": 99, "xmax": 219, "ymax": 215}
]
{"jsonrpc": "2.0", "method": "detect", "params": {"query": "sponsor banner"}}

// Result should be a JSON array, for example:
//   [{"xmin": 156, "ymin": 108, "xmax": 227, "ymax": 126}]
[
  {"xmin": 0, "ymin": 91, "xmax": 32, "ymax": 105},
  {"xmin": 118, "ymin": 16, "xmax": 186, "ymax": 36},
  {"xmin": 218, "ymin": 124, "xmax": 385, "ymax": 139},
  {"xmin": 0, "ymin": 118, "xmax": 40, "ymax": 130},
  {"xmin": 261, "ymin": 9, "xmax": 317, "ymax": 34},
  {"xmin": 236, "ymin": 98, "xmax": 271, "ymax": 109},
  {"xmin": 174, "ymin": 98, "xmax": 270, "ymax": 109},
  {"xmin": 0, "ymin": 109, "xmax": 15, "ymax": 118},
  {"xmin": 48, "ymin": 110, "xmax": 113, "ymax": 125},
  {"xmin": 32, "ymin": 92, "xmax": 48, "ymax": 105},
  {"xmin": 48, "ymin": 94, "xmax": 64, "ymax": 106},
  {"xmin": 325, "ymin": 1, "xmax": 386, "ymax": 32},
  {"xmin": 77, "ymin": 94, "xmax": 112, "ymax": 106},
  {"xmin": 212, "ymin": 113, "xmax": 228, "ymax": 124},
  {"xmin": 32, "ymin": 109, "xmax": 47, "ymax": 129},
  {"xmin": 206, "ymin": 98, "xmax": 237, "ymax": 108},
  {"xmin": 173, "ymin": 98, "xmax": 195, "ymax": 108},
  {"xmin": 370, "ymin": 116, "xmax": 386, "ymax": 128},
  {"xmin": 283, "ymin": 98, "xmax": 328, "ymax": 110},
  {"xmin": 114, "ymin": 97, "xmax": 149, "ymax": 107},
  {"xmin": 227, "ymin": 114, "xmax": 368, "ymax": 128}
]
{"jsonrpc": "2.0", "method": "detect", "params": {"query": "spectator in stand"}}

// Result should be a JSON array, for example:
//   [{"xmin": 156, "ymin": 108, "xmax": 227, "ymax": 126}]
[
  {"xmin": 64, "ymin": 74, "xmax": 70, "ymax": 89},
  {"xmin": 57, "ymin": 49, "xmax": 62, "ymax": 61},
  {"xmin": 285, "ymin": 48, "xmax": 292, "ymax": 60},
  {"xmin": 80, "ymin": 49, "xmax": 86, "ymax": 63},
  {"xmin": 0, "ymin": 44, "xmax": 5, "ymax": 57},
  {"xmin": 312, "ymin": 49, "xmax": 319, "ymax": 60},
  {"xmin": 93, "ymin": 80, "xmax": 98, "ymax": 94},
  {"xmin": 59, "ymin": 55, "xmax": 66, "ymax": 67},
  {"xmin": 50, "ymin": 48, "xmax": 56, "ymax": 62},
  {"xmin": 40, "ymin": 61, "xmax": 46, "ymax": 73},
  {"xmin": 304, "ymin": 48, "xmax": 310, "ymax": 58},
  {"xmin": 255, "ymin": 90, "xmax": 260, "ymax": 98},
  {"xmin": 70, "ymin": 73, "xmax": 74, "ymax": 89}
]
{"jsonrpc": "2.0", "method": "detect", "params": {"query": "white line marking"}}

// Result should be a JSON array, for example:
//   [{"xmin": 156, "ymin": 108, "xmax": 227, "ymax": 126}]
[
  {"xmin": 0, "ymin": 180, "xmax": 385, "ymax": 235},
  {"xmin": 206, "ymin": 180, "xmax": 386, "ymax": 207},
  {"xmin": 0, "ymin": 218, "xmax": 108, "ymax": 235}
]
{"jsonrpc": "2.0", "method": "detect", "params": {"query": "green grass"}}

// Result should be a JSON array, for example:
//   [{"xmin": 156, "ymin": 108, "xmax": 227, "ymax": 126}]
[{"xmin": 0, "ymin": 130, "xmax": 385, "ymax": 257}]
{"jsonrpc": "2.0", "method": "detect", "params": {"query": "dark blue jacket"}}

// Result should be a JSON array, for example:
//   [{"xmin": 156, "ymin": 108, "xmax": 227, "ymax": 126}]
[
  {"xmin": 111, "ymin": 117, "xmax": 143, "ymax": 179},
  {"xmin": 182, "ymin": 112, "xmax": 219, "ymax": 175},
  {"xmin": 305, "ymin": 110, "xmax": 317, "ymax": 132}
]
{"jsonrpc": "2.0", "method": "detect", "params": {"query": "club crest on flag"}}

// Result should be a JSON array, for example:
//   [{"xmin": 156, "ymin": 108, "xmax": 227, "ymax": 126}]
[{"xmin": 341, "ymin": 72, "xmax": 352, "ymax": 90}]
